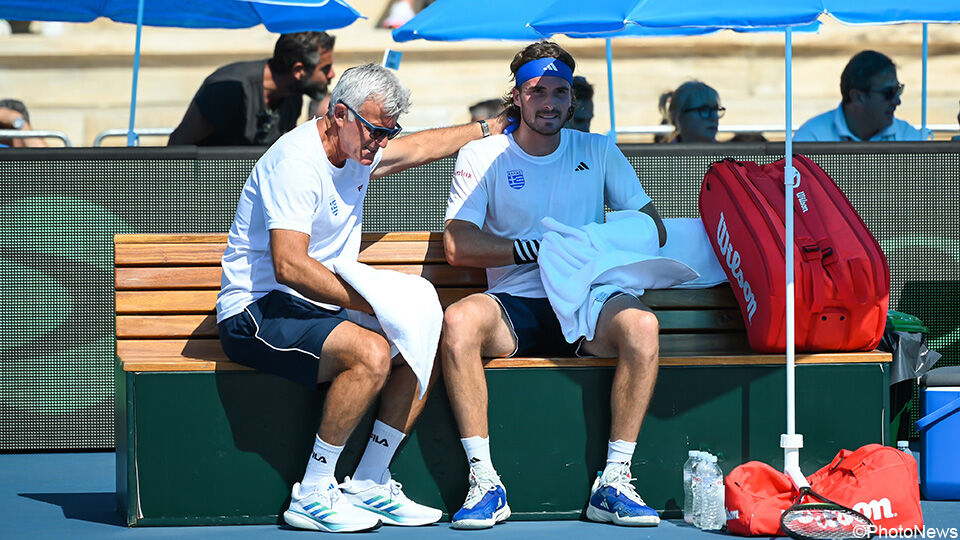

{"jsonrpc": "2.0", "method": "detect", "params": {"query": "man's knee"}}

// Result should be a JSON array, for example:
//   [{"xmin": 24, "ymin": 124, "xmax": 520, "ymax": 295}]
[
  {"xmin": 611, "ymin": 308, "xmax": 659, "ymax": 356},
  {"xmin": 353, "ymin": 335, "xmax": 392, "ymax": 386},
  {"xmin": 442, "ymin": 298, "xmax": 487, "ymax": 348}
]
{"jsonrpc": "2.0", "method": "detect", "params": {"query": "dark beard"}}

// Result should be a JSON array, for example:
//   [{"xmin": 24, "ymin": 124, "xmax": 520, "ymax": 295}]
[
  {"xmin": 299, "ymin": 78, "xmax": 328, "ymax": 101},
  {"xmin": 521, "ymin": 107, "xmax": 573, "ymax": 136}
]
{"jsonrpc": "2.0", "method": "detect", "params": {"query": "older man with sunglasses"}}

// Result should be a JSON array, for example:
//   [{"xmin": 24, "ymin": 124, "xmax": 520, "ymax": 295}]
[
  {"xmin": 217, "ymin": 63, "xmax": 506, "ymax": 533},
  {"xmin": 795, "ymin": 50, "xmax": 927, "ymax": 142}
]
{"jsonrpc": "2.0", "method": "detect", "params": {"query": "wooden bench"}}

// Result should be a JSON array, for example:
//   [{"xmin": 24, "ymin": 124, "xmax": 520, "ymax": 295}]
[{"xmin": 115, "ymin": 232, "xmax": 892, "ymax": 526}]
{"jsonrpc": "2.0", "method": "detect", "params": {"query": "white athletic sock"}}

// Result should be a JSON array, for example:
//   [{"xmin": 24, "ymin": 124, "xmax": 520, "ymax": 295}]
[
  {"xmin": 352, "ymin": 420, "xmax": 406, "ymax": 484},
  {"xmin": 461, "ymin": 435, "xmax": 494, "ymax": 471},
  {"xmin": 301, "ymin": 435, "xmax": 343, "ymax": 492},
  {"xmin": 606, "ymin": 439, "xmax": 636, "ymax": 466}
]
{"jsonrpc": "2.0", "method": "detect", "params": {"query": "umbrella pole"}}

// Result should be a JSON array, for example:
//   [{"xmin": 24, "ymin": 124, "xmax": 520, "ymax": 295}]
[
  {"xmin": 781, "ymin": 26, "xmax": 807, "ymax": 490},
  {"xmin": 126, "ymin": 0, "xmax": 145, "ymax": 147},
  {"xmin": 605, "ymin": 38, "xmax": 616, "ymax": 141},
  {"xmin": 922, "ymin": 23, "xmax": 928, "ymax": 138}
]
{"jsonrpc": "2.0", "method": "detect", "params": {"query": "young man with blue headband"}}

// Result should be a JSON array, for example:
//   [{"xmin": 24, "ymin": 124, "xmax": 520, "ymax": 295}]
[{"xmin": 442, "ymin": 41, "xmax": 666, "ymax": 529}]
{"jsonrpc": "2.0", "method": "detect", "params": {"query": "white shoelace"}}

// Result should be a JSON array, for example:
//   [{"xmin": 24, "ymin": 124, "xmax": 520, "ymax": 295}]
[
  {"xmin": 463, "ymin": 468, "xmax": 501, "ymax": 508},
  {"xmin": 602, "ymin": 463, "xmax": 646, "ymax": 505}
]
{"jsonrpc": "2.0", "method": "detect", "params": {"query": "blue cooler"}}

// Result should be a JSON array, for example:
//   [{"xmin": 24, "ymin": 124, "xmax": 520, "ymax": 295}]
[{"xmin": 916, "ymin": 366, "xmax": 960, "ymax": 500}]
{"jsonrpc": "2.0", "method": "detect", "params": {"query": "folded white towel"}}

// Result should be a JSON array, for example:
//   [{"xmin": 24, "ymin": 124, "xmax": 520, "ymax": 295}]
[
  {"xmin": 332, "ymin": 260, "xmax": 441, "ymax": 398},
  {"xmin": 661, "ymin": 218, "xmax": 728, "ymax": 289},
  {"xmin": 539, "ymin": 211, "xmax": 698, "ymax": 342}
]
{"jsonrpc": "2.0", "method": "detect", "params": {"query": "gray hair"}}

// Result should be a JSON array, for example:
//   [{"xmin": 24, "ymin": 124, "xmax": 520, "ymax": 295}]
[{"xmin": 327, "ymin": 63, "xmax": 411, "ymax": 119}]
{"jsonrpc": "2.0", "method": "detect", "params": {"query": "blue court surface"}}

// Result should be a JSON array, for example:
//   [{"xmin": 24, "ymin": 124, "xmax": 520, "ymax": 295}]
[{"xmin": 4, "ymin": 452, "xmax": 959, "ymax": 540}]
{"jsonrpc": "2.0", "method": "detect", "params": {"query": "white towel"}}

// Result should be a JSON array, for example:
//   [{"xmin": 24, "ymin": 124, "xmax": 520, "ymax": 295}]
[
  {"xmin": 332, "ymin": 260, "xmax": 441, "ymax": 398},
  {"xmin": 661, "ymin": 218, "xmax": 728, "ymax": 289},
  {"xmin": 539, "ymin": 211, "xmax": 699, "ymax": 343}
]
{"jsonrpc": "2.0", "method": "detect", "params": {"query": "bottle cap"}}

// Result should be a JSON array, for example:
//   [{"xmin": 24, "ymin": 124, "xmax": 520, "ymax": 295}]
[{"xmin": 689, "ymin": 450, "xmax": 699, "ymax": 457}]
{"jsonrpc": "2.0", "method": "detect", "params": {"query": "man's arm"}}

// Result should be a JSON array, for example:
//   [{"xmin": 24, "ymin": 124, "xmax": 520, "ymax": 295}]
[
  {"xmin": 639, "ymin": 201, "xmax": 667, "ymax": 247},
  {"xmin": 443, "ymin": 219, "xmax": 518, "ymax": 268},
  {"xmin": 270, "ymin": 229, "xmax": 373, "ymax": 313},
  {"xmin": 0, "ymin": 107, "xmax": 47, "ymax": 148},
  {"xmin": 167, "ymin": 102, "xmax": 216, "ymax": 146},
  {"xmin": 371, "ymin": 115, "xmax": 509, "ymax": 179}
]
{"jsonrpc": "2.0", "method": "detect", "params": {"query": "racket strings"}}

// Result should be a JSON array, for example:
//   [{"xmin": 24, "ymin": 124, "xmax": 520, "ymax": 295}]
[{"xmin": 782, "ymin": 506, "xmax": 873, "ymax": 539}]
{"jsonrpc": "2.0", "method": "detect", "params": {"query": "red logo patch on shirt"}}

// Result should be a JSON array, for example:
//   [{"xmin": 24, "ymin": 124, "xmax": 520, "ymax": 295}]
[{"xmin": 454, "ymin": 170, "xmax": 472, "ymax": 179}]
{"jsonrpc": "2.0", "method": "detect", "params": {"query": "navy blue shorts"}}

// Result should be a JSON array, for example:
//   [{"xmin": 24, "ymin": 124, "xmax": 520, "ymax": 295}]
[
  {"xmin": 488, "ymin": 293, "xmax": 583, "ymax": 358},
  {"xmin": 218, "ymin": 290, "xmax": 349, "ymax": 388}
]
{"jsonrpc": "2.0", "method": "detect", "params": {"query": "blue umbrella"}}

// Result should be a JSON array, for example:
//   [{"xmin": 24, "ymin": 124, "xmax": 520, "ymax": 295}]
[
  {"xmin": 393, "ymin": 0, "xmax": 819, "ymax": 138},
  {"xmin": 0, "ymin": 0, "xmax": 364, "ymax": 145}
]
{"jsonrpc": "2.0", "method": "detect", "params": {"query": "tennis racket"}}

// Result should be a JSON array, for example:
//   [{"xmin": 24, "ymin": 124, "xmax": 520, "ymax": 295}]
[{"xmin": 780, "ymin": 486, "xmax": 875, "ymax": 540}]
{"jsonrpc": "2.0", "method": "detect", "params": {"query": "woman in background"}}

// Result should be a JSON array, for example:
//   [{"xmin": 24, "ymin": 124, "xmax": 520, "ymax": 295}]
[{"xmin": 658, "ymin": 81, "xmax": 724, "ymax": 143}]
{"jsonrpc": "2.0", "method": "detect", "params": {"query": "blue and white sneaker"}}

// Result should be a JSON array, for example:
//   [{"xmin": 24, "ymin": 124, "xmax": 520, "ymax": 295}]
[
  {"xmin": 451, "ymin": 466, "xmax": 511, "ymax": 529},
  {"xmin": 586, "ymin": 462, "xmax": 660, "ymax": 526},
  {"xmin": 341, "ymin": 472, "xmax": 442, "ymax": 526},
  {"xmin": 283, "ymin": 480, "xmax": 382, "ymax": 532}
]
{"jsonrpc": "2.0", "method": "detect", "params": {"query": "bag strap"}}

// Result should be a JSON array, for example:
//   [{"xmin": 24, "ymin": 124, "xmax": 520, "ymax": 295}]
[{"xmin": 916, "ymin": 395, "xmax": 960, "ymax": 431}]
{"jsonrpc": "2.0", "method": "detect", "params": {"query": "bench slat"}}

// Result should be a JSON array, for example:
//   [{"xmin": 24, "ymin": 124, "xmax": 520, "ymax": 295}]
[
  {"xmin": 116, "ymin": 308, "xmax": 746, "ymax": 338},
  {"xmin": 116, "ymin": 265, "xmax": 487, "ymax": 290},
  {"xmin": 117, "ymin": 338, "xmax": 891, "ymax": 372},
  {"xmin": 114, "ymin": 232, "xmax": 440, "ymax": 244},
  {"xmin": 115, "ymin": 240, "xmax": 448, "ymax": 266},
  {"xmin": 116, "ymin": 289, "xmax": 484, "ymax": 314},
  {"xmin": 116, "ymin": 291, "xmax": 219, "ymax": 314},
  {"xmin": 117, "ymin": 315, "xmax": 218, "ymax": 338}
]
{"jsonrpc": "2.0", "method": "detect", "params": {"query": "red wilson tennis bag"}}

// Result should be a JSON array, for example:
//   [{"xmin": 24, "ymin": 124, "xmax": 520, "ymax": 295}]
[
  {"xmin": 725, "ymin": 461, "xmax": 796, "ymax": 536},
  {"xmin": 806, "ymin": 444, "xmax": 923, "ymax": 532},
  {"xmin": 699, "ymin": 155, "xmax": 890, "ymax": 352}
]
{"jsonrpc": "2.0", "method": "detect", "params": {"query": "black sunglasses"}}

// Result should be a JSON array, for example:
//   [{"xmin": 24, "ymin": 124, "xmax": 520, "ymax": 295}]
[
  {"xmin": 338, "ymin": 100, "xmax": 402, "ymax": 141},
  {"xmin": 867, "ymin": 83, "xmax": 904, "ymax": 101},
  {"xmin": 681, "ymin": 105, "xmax": 726, "ymax": 120}
]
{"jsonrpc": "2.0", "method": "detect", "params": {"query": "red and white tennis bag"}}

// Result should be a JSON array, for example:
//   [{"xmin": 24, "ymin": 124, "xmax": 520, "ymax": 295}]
[
  {"xmin": 699, "ymin": 155, "xmax": 890, "ymax": 352},
  {"xmin": 724, "ymin": 444, "xmax": 924, "ymax": 536},
  {"xmin": 725, "ymin": 461, "xmax": 795, "ymax": 536},
  {"xmin": 806, "ymin": 444, "xmax": 924, "ymax": 532}
]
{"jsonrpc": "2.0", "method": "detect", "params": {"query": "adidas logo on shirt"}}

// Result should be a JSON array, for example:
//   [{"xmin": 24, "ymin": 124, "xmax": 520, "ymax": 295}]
[{"xmin": 575, "ymin": 161, "xmax": 590, "ymax": 171}]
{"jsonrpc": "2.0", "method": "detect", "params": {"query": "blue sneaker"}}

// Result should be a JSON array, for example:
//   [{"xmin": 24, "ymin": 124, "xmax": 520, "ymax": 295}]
[
  {"xmin": 451, "ymin": 466, "xmax": 511, "ymax": 529},
  {"xmin": 586, "ymin": 462, "xmax": 660, "ymax": 526}
]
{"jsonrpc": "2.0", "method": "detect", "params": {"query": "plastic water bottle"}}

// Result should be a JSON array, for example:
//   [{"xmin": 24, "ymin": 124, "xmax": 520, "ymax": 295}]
[
  {"xmin": 898, "ymin": 440, "xmax": 920, "ymax": 484},
  {"xmin": 683, "ymin": 450, "xmax": 702, "ymax": 524},
  {"xmin": 693, "ymin": 453, "xmax": 725, "ymax": 530}
]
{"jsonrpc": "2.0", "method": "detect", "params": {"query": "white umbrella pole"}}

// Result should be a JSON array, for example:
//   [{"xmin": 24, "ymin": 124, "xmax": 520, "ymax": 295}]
[
  {"xmin": 605, "ymin": 38, "xmax": 616, "ymax": 141},
  {"xmin": 126, "ymin": 0, "xmax": 145, "ymax": 147},
  {"xmin": 922, "ymin": 23, "xmax": 928, "ymax": 137},
  {"xmin": 781, "ymin": 26, "xmax": 808, "ymax": 490}
]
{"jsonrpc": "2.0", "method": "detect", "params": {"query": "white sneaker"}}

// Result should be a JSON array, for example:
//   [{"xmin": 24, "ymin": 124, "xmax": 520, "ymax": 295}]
[
  {"xmin": 341, "ymin": 472, "xmax": 442, "ymax": 526},
  {"xmin": 283, "ymin": 481, "xmax": 382, "ymax": 532}
]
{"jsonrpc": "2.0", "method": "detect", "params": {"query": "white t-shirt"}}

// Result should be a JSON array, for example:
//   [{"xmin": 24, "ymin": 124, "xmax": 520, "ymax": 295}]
[
  {"xmin": 794, "ymin": 104, "xmax": 927, "ymax": 142},
  {"xmin": 217, "ymin": 118, "xmax": 382, "ymax": 322},
  {"xmin": 446, "ymin": 129, "xmax": 652, "ymax": 298}
]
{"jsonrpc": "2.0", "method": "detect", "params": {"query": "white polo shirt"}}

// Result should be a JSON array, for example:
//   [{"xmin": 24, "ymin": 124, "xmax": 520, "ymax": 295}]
[
  {"xmin": 794, "ymin": 104, "xmax": 927, "ymax": 142},
  {"xmin": 217, "ymin": 118, "xmax": 382, "ymax": 322},
  {"xmin": 446, "ymin": 129, "xmax": 652, "ymax": 298}
]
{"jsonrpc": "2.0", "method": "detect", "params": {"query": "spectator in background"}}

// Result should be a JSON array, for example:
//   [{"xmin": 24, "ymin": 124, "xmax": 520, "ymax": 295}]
[
  {"xmin": 469, "ymin": 99, "xmax": 504, "ymax": 123},
  {"xmin": 0, "ymin": 99, "xmax": 47, "ymax": 148},
  {"xmin": 168, "ymin": 32, "xmax": 336, "ymax": 146},
  {"xmin": 795, "ymin": 50, "xmax": 924, "ymax": 142},
  {"xmin": 565, "ymin": 75, "xmax": 594, "ymax": 132},
  {"xmin": 658, "ymin": 81, "xmax": 723, "ymax": 143}
]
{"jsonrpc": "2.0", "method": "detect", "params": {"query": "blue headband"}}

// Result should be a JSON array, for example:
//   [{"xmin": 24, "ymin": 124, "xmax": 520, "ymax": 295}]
[{"xmin": 515, "ymin": 57, "xmax": 574, "ymax": 87}]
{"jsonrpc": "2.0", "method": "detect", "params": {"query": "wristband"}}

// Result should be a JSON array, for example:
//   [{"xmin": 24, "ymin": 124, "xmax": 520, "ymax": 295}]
[
  {"xmin": 478, "ymin": 119, "xmax": 491, "ymax": 138},
  {"xmin": 512, "ymin": 239, "xmax": 540, "ymax": 264}
]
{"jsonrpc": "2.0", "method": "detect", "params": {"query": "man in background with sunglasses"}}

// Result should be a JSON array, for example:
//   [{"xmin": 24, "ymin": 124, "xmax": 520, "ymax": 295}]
[
  {"xmin": 795, "ymin": 50, "xmax": 927, "ymax": 142},
  {"xmin": 217, "ymin": 62, "xmax": 506, "ymax": 533}
]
